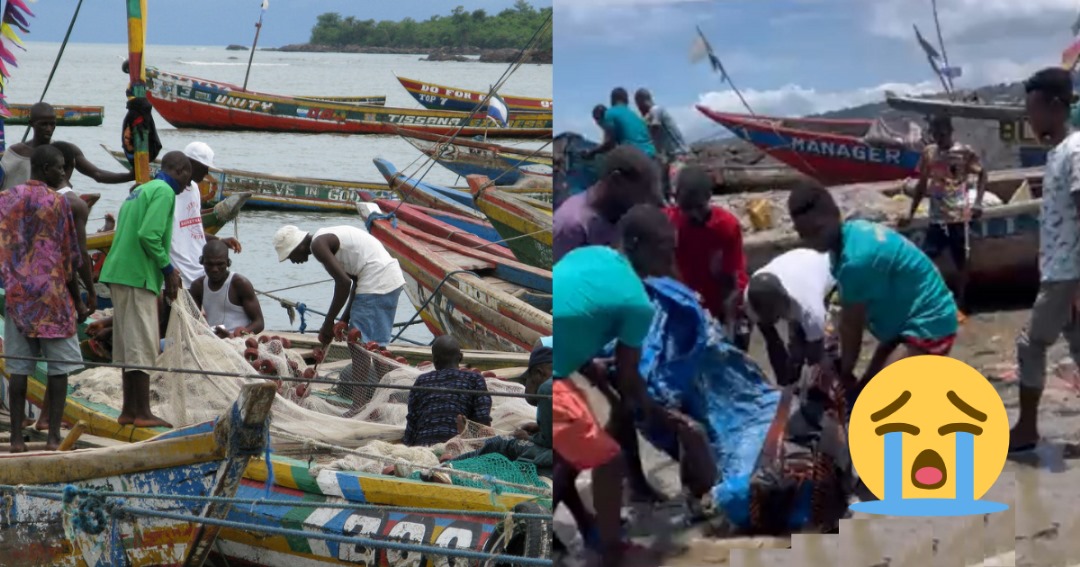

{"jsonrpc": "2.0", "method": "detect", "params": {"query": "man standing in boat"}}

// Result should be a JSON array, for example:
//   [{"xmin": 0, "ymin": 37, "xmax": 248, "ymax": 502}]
[
  {"xmin": 0, "ymin": 102, "xmax": 135, "ymax": 190},
  {"xmin": 636, "ymin": 88, "xmax": 689, "ymax": 202},
  {"xmin": 582, "ymin": 87, "xmax": 656, "ymax": 162},
  {"xmin": 99, "ymin": 151, "xmax": 192, "ymax": 429},
  {"xmin": 0, "ymin": 145, "xmax": 89, "ymax": 452},
  {"xmin": 170, "ymin": 142, "xmax": 242, "ymax": 289},
  {"xmin": 901, "ymin": 114, "xmax": 987, "ymax": 321},
  {"xmin": 273, "ymin": 224, "xmax": 406, "ymax": 347}
]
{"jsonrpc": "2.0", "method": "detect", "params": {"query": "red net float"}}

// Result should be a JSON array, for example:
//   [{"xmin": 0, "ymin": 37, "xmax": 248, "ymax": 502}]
[
  {"xmin": 256, "ymin": 359, "xmax": 276, "ymax": 375},
  {"xmin": 243, "ymin": 348, "xmax": 260, "ymax": 362},
  {"xmin": 312, "ymin": 347, "xmax": 326, "ymax": 364},
  {"xmin": 244, "ymin": 337, "xmax": 259, "ymax": 350},
  {"xmin": 258, "ymin": 335, "xmax": 271, "ymax": 344},
  {"xmin": 395, "ymin": 356, "xmax": 408, "ymax": 364},
  {"xmin": 302, "ymin": 367, "xmax": 316, "ymax": 380},
  {"xmin": 333, "ymin": 321, "xmax": 348, "ymax": 341},
  {"xmin": 347, "ymin": 328, "xmax": 362, "ymax": 345},
  {"xmin": 280, "ymin": 337, "xmax": 292, "ymax": 349},
  {"xmin": 294, "ymin": 383, "xmax": 308, "ymax": 398}
]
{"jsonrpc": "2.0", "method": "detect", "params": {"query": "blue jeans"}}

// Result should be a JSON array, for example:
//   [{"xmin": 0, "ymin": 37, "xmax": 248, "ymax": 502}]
[{"xmin": 349, "ymin": 286, "xmax": 404, "ymax": 346}]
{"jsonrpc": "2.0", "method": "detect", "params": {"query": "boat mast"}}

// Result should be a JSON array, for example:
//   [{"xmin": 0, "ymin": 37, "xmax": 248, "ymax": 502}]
[
  {"xmin": 930, "ymin": 0, "xmax": 955, "ymax": 95},
  {"xmin": 126, "ymin": 0, "xmax": 150, "ymax": 183},
  {"xmin": 242, "ymin": 0, "xmax": 268, "ymax": 92}
]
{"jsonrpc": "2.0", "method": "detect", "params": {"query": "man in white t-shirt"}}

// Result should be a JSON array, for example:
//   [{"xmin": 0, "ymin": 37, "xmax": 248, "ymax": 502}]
[
  {"xmin": 273, "ymin": 224, "xmax": 406, "ymax": 347},
  {"xmin": 744, "ymin": 248, "xmax": 835, "ymax": 386},
  {"xmin": 171, "ymin": 142, "xmax": 242, "ymax": 288}
]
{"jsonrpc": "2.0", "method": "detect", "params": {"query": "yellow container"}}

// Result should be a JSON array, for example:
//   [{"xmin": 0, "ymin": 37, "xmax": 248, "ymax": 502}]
[{"xmin": 747, "ymin": 199, "xmax": 773, "ymax": 230}]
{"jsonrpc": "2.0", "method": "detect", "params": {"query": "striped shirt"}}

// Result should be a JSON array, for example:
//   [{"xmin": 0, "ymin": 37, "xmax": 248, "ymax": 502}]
[{"xmin": 403, "ymin": 368, "xmax": 493, "ymax": 447}]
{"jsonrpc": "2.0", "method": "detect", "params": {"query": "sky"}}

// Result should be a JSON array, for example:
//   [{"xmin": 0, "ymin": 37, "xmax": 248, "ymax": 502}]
[
  {"xmin": 555, "ymin": 0, "xmax": 1079, "ymax": 143},
  {"xmin": 23, "ymin": 0, "xmax": 552, "ymax": 47}
]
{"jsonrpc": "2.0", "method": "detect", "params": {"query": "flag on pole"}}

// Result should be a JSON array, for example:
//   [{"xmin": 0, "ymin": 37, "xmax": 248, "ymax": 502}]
[
  {"xmin": 913, "ymin": 24, "xmax": 940, "ymax": 61},
  {"xmin": 940, "ymin": 66, "xmax": 962, "ymax": 79},
  {"xmin": 689, "ymin": 26, "xmax": 727, "ymax": 82},
  {"xmin": 261, "ymin": 0, "xmax": 269, "ymax": 10},
  {"xmin": 486, "ymin": 94, "xmax": 509, "ymax": 127}
]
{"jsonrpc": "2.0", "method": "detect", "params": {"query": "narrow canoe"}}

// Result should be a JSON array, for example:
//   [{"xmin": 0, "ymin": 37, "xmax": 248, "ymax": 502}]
[
  {"xmin": 5, "ymin": 104, "xmax": 104, "ymax": 126},
  {"xmin": 696, "ymin": 106, "xmax": 923, "ymax": 185},
  {"xmin": 147, "ymin": 68, "xmax": 551, "ymax": 138},
  {"xmin": 395, "ymin": 125, "xmax": 553, "ymax": 186},
  {"xmin": 86, "ymin": 191, "xmax": 251, "ymax": 253},
  {"xmin": 372, "ymin": 198, "xmax": 516, "ymax": 260},
  {"xmin": 0, "ymin": 382, "xmax": 276, "ymax": 566},
  {"xmin": 883, "ymin": 91, "xmax": 1025, "ymax": 121},
  {"xmin": 396, "ymin": 75, "xmax": 552, "ymax": 114},
  {"xmin": 374, "ymin": 157, "xmax": 491, "ymax": 222},
  {"xmin": 360, "ymin": 202, "xmax": 552, "ymax": 352},
  {"xmin": 468, "ymin": 175, "xmax": 553, "ymax": 270}
]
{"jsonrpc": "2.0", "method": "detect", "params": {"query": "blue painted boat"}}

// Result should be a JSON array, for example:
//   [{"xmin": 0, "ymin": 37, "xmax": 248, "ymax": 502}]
[
  {"xmin": 374, "ymin": 156, "xmax": 489, "ymax": 219},
  {"xmin": 395, "ymin": 126, "xmax": 552, "ymax": 187},
  {"xmin": 554, "ymin": 132, "xmax": 601, "ymax": 208}
]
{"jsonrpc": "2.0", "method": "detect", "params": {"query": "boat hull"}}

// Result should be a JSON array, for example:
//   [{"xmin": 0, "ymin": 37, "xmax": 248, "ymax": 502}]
[
  {"xmin": 468, "ymin": 176, "xmax": 553, "ymax": 270},
  {"xmin": 86, "ymin": 192, "xmax": 250, "ymax": 253},
  {"xmin": 6, "ymin": 104, "xmax": 104, "ymax": 126},
  {"xmin": 884, "ymin": 92, "xmax": 1025, "ymax": 121},
  {"xmin": 396, "ymin": 126, "xmax": 552, "ymax": 187},
  {"xmin": 396, "ymin": 76, "xmax": 552, "ymax": 114},
  {"xmin": 374, "ymin": 158, "xmax": 492, "ymax": 222},
  {"xmin": 696, "ymin": 106, "xmax": 922, "ymax": 185},
  {"xmin": 147, "ymin": 69, "xmax": 551, "ymax": 138}
]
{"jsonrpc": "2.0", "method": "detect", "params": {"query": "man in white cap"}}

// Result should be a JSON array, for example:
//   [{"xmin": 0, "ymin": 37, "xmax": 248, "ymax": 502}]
[
  {"xmin": 171, "ymin": 141, "xmax": 242, "ymax": 288},
  {"xmin": 273, "ymin": 224, "xmax": 405, "ymax": 347}
]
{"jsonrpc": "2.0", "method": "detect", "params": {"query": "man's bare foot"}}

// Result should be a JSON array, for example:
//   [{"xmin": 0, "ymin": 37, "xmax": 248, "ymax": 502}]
[
  {"xmin": 132, "ymin": 415, "xmax": 173, "ymax": 428},
  {"xmin": 21, "ymin": 418, "xmax": 34, "ymax": 428},
  {"xmin": 455, "ymin": 414, "xmax": 467, "ymax": 435},
  {"xmin": 9, "ymin": 442, "xmax": 27, "ymax": 454},
  {"xmin": 45, "ymin": 440, "xmax": 61, "ymax": 451},
  {"xmin": 117, "ymin": 413, "xmax": 135, "ymax": 426},
  {"xmin": 34, "ymin": 416, "xmax": 49, "ymax": 431}
]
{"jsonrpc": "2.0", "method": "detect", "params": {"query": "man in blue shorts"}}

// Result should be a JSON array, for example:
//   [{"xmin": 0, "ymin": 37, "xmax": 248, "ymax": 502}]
[{"xmin": 788, "ymin": 183, "xmax": 958, "ymax": 402}]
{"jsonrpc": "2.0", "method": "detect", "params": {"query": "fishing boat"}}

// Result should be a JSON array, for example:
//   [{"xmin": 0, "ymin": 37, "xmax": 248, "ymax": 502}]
[
  {"xmin": 396, "ymin": 75, "xmax": 552, "ymax": 114},
  {"xmin": 86, "ymin": 191, "xmax": 251, "ymax": 254},
  {"xmin": 5, "ymin": 104, "xmax": 104, "ymax": 126},
  {"xmin": 883, "ymin": 91, "xmax": 1025, "ymax": 121},
  {"xmin": 373, "ymin": 198, "xmax": 515, "ymax": 260},
  {"xmin": 0, "ymin": 382, "xmax": 277, "ymax": 566},
  {"xmin": 146, "ymin": 68, "xmax": 552, "ymax": 138},
  {"xmin": 468, "ymin": 175, "xmax": 553, "ymax": 270},
  {"xmin": 360, "ymin": 202, "xmax": 552, "ymax": 353},
  {"xmin": 375, "ymin": 157, "xmax": 490, "ymax": 221},
  {"xmin": 741, "ymin": 168, "xmax": 1044, "ymax": 290},
  {"xmin": 695, "ymin": 106, "xmax": 924, "ymax": 185},
  {"xmin": 395, "ymin": 125, "xmax": 553, "ymax": 186}
]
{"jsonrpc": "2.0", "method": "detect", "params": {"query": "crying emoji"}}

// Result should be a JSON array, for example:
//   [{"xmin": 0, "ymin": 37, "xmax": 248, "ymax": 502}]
[{"xmin": 848, "ymin": 356, "xmax": 1009, "ymax": 516}]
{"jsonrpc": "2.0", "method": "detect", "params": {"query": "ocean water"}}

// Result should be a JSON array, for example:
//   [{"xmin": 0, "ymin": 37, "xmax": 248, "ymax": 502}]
[{"xmin": 4, "ymin": 42, "xmax": 552, "ymax": 343}]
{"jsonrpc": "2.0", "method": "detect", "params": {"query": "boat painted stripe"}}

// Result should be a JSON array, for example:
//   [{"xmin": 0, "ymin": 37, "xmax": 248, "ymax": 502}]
[
  {"xmin": 301, "ymin": 508, "xmax": 344, "ymax": 558},
  {"xmin": 335, "ymin": 472, "xmax": 368, "ymax": 502},
  {"xmin": 316, "ymin": 469, "xmax": 346, "ymax": 498},
  {"xmin": 216, "ymin": 538, "xmax": 345, "ymax": 567},
  {"xmin": 150, "ymin": 420, "xmax": 215, "ymax": 441}
]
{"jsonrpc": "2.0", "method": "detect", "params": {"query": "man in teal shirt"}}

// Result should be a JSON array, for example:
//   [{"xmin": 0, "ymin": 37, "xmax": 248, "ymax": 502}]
[
  {"xmin": 583, "ymin": 87, "xmax": 656, "ymax": 161},
  {"xmin": 788, "ymin": 183, "xmax": 958, "ymax": 403},
  {"xmin": 99, "ymin": 151, "xmax": 192, "ymax": 429}
]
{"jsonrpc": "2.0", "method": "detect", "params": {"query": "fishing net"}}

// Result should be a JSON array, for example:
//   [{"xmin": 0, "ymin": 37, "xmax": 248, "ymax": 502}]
[
  {"xmin": 411, "ymin": 453, "xmax": 549, "ymax": 495},
  {"xmin": 69, "ymin": 290, "xmax": 404, "ymax": 447}
]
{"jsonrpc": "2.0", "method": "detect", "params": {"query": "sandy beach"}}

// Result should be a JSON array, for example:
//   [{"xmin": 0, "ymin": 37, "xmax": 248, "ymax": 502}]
[{"xmin": 554, "ymin": 307, "xmax": 1080, "ymax": 567}]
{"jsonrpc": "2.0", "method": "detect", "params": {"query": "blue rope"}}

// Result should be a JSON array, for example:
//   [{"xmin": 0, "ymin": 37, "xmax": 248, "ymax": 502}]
[
  {"xmin": 5, "ymin": 485, "xmax": 552, "ymax": 519},
  {"xmin": 296, "ymin": 302, "xmax": 308, "ymax": 334},
  {"xmin": 114, "ymin": 502, "xmax": 551, "ymax": 565},
  {"xmin": 364, "ymin": 211, "xmax": 398, "ymax": 233}
]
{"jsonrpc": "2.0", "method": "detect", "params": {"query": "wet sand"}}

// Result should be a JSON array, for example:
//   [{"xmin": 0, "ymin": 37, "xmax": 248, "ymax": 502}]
[{"xmin": 555, "ymin": 307, "xmax": 1080, "ymax": 566}]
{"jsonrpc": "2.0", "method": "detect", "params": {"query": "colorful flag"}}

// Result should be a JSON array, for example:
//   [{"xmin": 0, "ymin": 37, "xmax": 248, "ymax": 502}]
[
  {"xmin": 689, "ymin": 26, "xmax": 728, "ymax": 82},
  {"xmin": 486, "ymin": 94, "xmax": 509, "ymax": 127}
]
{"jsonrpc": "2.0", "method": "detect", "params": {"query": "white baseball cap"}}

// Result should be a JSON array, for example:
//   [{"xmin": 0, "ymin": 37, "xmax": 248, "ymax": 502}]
[
  {"xmin": 273, "ymin": 225, "xmax": 309, "ymax": 262},
  {"xmin": 183, "ymin": 141, "xmax": 215, "ymax": 169}
]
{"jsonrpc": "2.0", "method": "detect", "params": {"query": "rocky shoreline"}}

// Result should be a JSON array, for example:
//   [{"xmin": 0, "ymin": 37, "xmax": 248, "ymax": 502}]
[{"xmin": 265, "ymin": 43, "xmax": 551, "ymax": 64}]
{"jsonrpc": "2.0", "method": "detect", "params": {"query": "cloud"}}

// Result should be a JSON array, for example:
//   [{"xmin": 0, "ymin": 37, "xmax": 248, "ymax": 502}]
[
  {"xmin": 867, "ymin": 0, "xmax": 1076, "ymax": 45},
  {"xmin": 555, "ymin": 0, "xmax": 716, "ymax": 45}
]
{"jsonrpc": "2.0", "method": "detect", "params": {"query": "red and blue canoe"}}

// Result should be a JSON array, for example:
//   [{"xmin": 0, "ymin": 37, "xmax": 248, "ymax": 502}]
[
  {"xmin": 695, "ymin": 106, "xmax": 922, "ymax": 185},
  {"xmin": 397, "ymin": 76, "xmax": 552, "ymax": 114}
]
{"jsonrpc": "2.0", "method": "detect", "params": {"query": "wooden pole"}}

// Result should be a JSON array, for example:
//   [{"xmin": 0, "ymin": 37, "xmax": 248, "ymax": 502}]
[
  {"xmin": 931, "ymin": 0, "xmax": 955, "ymax": 95},
  {"xmin": 242, "ymin": 12, "xmax": 265, "ymax": 92},
  {"xmin": 126, "ymin": 0, "xmax": 150, "ymax": 184}
]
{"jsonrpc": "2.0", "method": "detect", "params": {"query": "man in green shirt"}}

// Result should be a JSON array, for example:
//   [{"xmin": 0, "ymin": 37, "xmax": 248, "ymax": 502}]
[{"xmin": 99, "ymin": 151, "xmax": 192, "ymax": 429}]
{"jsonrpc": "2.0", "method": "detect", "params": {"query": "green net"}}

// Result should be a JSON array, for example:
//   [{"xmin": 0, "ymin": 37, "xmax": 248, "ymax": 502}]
[{"xmin": 410, "ymin": 453, "xmax": 548, "ymax": 495}]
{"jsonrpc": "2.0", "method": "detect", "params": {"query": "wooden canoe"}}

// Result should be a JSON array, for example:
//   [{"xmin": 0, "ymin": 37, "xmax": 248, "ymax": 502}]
[
  {"xmin": 86, "ymin": 191, "xmax": 251, "ymax": 253},
  {"xmin": 742, "ymin": 169, "xmax": 1044, "ymax": 290},
  {"xmin": 375, "ymin": 157, "xmax": 491, "ymax": 222},
  {"xmin": 372, "ymin": 198, "xmax": 515, "ymax": 260},
  {"xmin": 0, "ymin": 382, "xmax": 276, "ymax": 566},
  {"xmin": 396, "ymin": 75, "xmax": 552, "ymax": 114},
  {"xmin": 883, "ymin": 91, "xmax": 1026, "ymax": 121},
  {"xmin": 5, "ymin": 104, "xmax": 104, "ymax": 126},
  {"xmin": 696, "ymin": 106, "xmax": 923, "ymax": 185},
  {"xmin": 359, "ymin": 202, "xmax": 552, "ymax": 353},
  {"xmin": 467, "ymin": 175, "xmax": 553, "ymax": 270},
  {"xmin": 147, "ymin": 68, "xmax": 551, "ymax": 138},
  {"xmin": 394, "ymin": 125, "xmax": 553, "ymax": 186}
]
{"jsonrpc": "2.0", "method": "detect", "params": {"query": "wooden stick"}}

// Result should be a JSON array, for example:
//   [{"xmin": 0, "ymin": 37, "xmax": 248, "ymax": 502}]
[{"xmin": 58, "ymin": 420, "xmax": 88, "ymax": 451}]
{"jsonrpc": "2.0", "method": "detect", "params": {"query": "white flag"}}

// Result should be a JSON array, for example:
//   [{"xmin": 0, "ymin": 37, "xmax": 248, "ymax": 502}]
[
  {"xmin": 261, "ymin": 0, "xmax": 269, "ymax": 10},
  {"xmin": 689, "ymin": 34, "xmax": 709, "ymax": 63}
]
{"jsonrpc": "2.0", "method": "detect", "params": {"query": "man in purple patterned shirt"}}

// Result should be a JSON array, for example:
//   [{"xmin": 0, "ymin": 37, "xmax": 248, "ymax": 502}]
[
  {"xmin": 403, "ymin": 335, "xmax": 493, "ymax": 447},
  {"xmin": 0, "ymin": 145, "xmax": 89, "ymax": 452}
]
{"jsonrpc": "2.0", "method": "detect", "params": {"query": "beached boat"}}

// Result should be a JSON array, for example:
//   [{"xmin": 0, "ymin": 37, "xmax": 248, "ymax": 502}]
[
  {"xmin": 360, "ymin": 202, "xmax": 552, "ymax": 353},
  {"xmin": 5, "ymin": 104, "xmax": 104, "ymax": 126},
  {"xmin": 0, "ymin": 382, "xmax": 276, "ymax": 566},
  {"xmin": 468, "ymin": 175, "xmax": 553, "ymax": 270},
  {"xmin": 146, "ymin": 68, "xmax": 551, "ymax": 138},
  {"xmin": 373, "ymin": 198, "xmax": 515, "ymax": 260},
  {"xmin": 375, "ymin": 157, "xmax": 490, "ymax": 221},
  {"xmin": 696, "ymin": 106, "xmax": 924, "ymax": 185},
  {"xmin": 395, "ymin": 126, "xmax": 553, "ymax": 186},
  {"xmin": 86, "ymin": 191, "xmax": 251, "ymax": 254},
  {"xmin": 396, "ymin": 75, "xmax": 552, "ymax": 114},
  {"xmin": 741, "ymin": 168, "xmax": 1043, "ymax": 290},
  {"xmin": 883, "ymin": 91, "xmax": 1026, "ymax": 121}
]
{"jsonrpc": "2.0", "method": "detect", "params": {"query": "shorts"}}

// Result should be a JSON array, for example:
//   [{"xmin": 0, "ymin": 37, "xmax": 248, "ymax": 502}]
[
  {"xmin": 349, "ymin": 286, "xmax": 404, "ymax": 347},
  {"xmin": 3, "ymin": 321, "xmax": 83, "ymax": 376},
  {"xmin": 901, "ymin": 334, "xmax": 956, "ymax": 356},
  {"xmin": 922, "ymin": 222, "xmax": 968, "ymax": 269},
  {"xmin": 552, "ymin": 376, "xmax": 621, "ymax": 471},
  {"xmin": 109, "ymin": 283, "xmax": 160, "ymax": 369}
]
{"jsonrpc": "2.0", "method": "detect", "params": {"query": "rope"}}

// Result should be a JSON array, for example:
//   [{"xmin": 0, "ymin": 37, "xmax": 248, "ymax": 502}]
[
  {"xmin": 296, "ymin": 302, "xmax": 308, "ymax": 333},
  {"xmin": 471, "ymin": 228, "xmax": 550, "ymax": 251},
  {"xmin": 0, "ymin": 485, "xmax": 551, "ymax": 520},
  {"xmin": 21, "ymin": 0, "xmax": 85, "ymax": 143},
  {"xmin": 260, "ymin": 279, "xmax": 333, "ymax": 294},
  {"xmin": 390, "ymin": 268, "xmax": 478, "ymax": 344},
  {"xmin": 364, "ymin": 211, "xmax": 399, "ymax": 233},
  {"xmin": 272, "ymin": 430, "xmax": 552, "ymax": 498},
  {"xmin": 482, "ymin": 139, "xmax": 554, "ymax": 186},
  {"xmin": 0, "ymin": 354, "xmax": 550, "ymax": 400}
]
